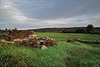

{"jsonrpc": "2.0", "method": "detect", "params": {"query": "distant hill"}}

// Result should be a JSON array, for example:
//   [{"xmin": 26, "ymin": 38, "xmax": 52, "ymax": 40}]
[{"xmin": 29, "ymin": 27, "xmax": 100, "ymax": 33}]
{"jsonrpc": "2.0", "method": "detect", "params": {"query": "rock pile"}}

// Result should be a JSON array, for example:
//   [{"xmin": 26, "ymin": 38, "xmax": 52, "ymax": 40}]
[
  {"xmin": 9, "ymin": 30, "xmax": 34, "ymax": 40},
  {"xmin": 0, "ymin": 35, "xmax": 57, "ymax": 48},
  {"xmin": 0, "ymin": 36, "xmax": 39, "ymax": 47},
  {"xmin": 77, "ymin": 40, "xmax": 100, "ymax": 44},
  {"xmin": 43, "ymin": 37, "xmax": 57, "ymax": 46},
  {"xmin": 67, "ymin": 39, "xmax": 79, "ymax": 43},
  {"xmin": 0, "ymin": 40, "xmax": 14, "ymax": 44},
  {"xmin": 14, "ymin": 37, "xmax": 39, "ymax": 47}
]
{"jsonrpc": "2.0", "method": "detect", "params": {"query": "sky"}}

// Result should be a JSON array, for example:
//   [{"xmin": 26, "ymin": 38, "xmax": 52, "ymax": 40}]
[{"xmin": 0, "ymin": 0, "xmax": 100, "ymax": 30}]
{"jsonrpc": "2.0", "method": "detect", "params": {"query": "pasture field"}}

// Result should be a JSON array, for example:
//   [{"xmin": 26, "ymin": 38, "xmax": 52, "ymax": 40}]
[
  {"xmin": 0, "ymin": 32, "xmax": 100, "ymax": 67},
  {"xmin": 35, "ymin": 32, "xmax": 100, "ymax": 41}
]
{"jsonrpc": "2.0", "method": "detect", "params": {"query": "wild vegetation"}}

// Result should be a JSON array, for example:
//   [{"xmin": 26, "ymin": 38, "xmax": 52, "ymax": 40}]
[{"xmin": 0, "ymin": 32, "xmax": 100, "ymax": 67}]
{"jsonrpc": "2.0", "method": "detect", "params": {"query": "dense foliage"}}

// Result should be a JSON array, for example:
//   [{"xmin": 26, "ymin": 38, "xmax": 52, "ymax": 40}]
[{"xmin": 86, "ymin": 24, "xmax": 94, "ymax": 33}]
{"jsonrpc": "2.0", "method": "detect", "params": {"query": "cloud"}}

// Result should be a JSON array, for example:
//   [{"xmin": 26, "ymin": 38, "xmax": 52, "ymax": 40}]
[
  {"xmin": 0, "ymin": 0, "xmax": 100, "ymax": 29},
  {"xmin": 0, "ymin": 0, "xmax": 30, "ymax": 23},
  {"xmin": 14, "ymin": 0, "xmax": 100, "ymax": 20}
]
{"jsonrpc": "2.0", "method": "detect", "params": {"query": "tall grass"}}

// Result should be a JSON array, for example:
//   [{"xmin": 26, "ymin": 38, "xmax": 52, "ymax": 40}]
[
  {"xmin": 0, "ymin": 41, "xmax": 100, "ymax": 67},
  {"xmin": 0, "ymin": 42, "xmax": 68, "ymax": 67},
  {"xmin": 64, "ymin": 42, "xmax": 100, "ymax": 67}
]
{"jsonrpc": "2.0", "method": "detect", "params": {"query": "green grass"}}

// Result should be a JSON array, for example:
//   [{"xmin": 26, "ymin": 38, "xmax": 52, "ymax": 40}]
[
  {"xmin": 35, "ymin": 32, "xmax": 100, "ymax": 41},
  {"xmin": 0, "ymin": 32, "xmax": 100, "ymax": 67}
]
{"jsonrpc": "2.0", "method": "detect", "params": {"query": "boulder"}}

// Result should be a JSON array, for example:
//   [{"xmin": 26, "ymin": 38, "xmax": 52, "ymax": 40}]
[
  {"xmin": 41, "ymin": 45, "xmax": 47, "ymax": 50},
  {"xmin": 0, "ymin": 40, "xmax": 6, "ymax": 43}
]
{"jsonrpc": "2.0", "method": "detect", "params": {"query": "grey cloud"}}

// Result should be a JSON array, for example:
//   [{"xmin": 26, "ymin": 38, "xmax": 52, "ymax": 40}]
[{"xmin": 14, "ymin": 0, "xmax": 100, "ymax": 20}]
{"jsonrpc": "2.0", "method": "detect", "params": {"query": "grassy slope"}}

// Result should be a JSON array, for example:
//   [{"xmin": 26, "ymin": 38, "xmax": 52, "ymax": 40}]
[{"xmin": 0, "ymin": 32, "xmax": 100, "ymax": 67}]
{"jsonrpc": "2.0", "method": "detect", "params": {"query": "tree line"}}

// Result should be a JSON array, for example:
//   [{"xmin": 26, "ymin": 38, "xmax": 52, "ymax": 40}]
[
  {"xmin": 0, "ymin": 28, "xmax": 17, "ymax": 32},
  {"xmin": 75, "ymin": 24, "xmax": 94, "ymax": 33},
  {"xmin": 0, "ymin": 24, "xmax": 100, "ymax": 34},
  {"xmin": 62, "ymin": 24, "xmax": 100, "ymax": 34}
]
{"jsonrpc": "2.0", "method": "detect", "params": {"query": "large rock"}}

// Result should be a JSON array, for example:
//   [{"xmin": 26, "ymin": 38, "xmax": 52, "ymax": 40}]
[
  {"xmin": 41, "ymin": 45, "xmax": 47, "ymax": 50},
  {"xmin": 0, "ymin": 40, "xmax": 6, "ymax": 43},
  {"xmin": 6, "ymin": 41, "xmax": 15, "ymax": 44}
]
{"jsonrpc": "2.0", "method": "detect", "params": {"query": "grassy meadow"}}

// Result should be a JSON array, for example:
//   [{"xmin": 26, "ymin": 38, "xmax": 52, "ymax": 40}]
[
  {"xmin": 0, "ymin": 32, "xmax": 100, "ymax": 67},
  {"xmin": 35, "ymin": 32, "xmax": 100, "ymax": 41}
]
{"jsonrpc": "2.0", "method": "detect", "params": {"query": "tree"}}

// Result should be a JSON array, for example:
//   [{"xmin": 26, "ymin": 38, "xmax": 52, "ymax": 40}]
[
  {"xmin": 8, "ymin": 29, "xmax": 11, "ymax": 31},
  {"xmin": 12, "ymin": 28, "xmax": 17, "ymax": 31},
  {"xmin": 14, "ymin": 28, "xmax": 17, "ymax": 30},
  {"xmin": 86, "ymin": 24, "xmax": 94, "ymax": 33},
  {"xmin": 5, "ymin": 28, "xmax": 8, "ymax": 32}
]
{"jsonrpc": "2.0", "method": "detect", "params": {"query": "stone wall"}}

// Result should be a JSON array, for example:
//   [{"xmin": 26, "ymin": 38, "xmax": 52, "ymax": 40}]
[
  {"xmin": 77, "ymin": 40, "xmax": 100, "ymax": 44},
  {"xmin": 67, "ymin": 39, "xmax": 100, "ymax": 44}
]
